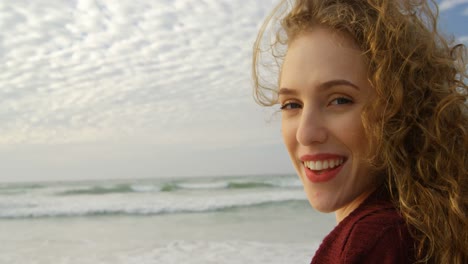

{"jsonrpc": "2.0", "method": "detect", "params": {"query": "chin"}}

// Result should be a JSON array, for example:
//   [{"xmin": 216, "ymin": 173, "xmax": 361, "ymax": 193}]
[
  {"xmin": 305, "ymin": 192, "xmax": 339, "ymax": 213},
  {"xmin": 310, "ymin": 203, "xmax": 338, "ymax": 213}
]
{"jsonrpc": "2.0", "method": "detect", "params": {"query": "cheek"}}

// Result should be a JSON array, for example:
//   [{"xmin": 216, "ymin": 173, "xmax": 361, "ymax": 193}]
[
  {"xmin": 350, "ymin": 119, "xmax": 368, "ymax": 155},
  {"xmin": 331, "ymin": 113, "xmax": 367, "ymax": 155},
  {"xmin": 282, "ymin": 119, "xmax": 306, "ymax": 185},
  {"xmin": 281, "ymin": 119, "xmax": 297, "ymax": 153}
]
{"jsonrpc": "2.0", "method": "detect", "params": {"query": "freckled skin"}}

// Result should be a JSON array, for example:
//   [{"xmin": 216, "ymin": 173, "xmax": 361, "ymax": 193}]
[{"xmin": 279, "ymin": 28, "xmax": 380, "ymax": 222}]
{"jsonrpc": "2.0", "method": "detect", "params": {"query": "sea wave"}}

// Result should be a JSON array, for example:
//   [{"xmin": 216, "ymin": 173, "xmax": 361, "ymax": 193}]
[
  {"xmin": 0, "ymin": 184, "xmax": 45, "ymax": 196},
  {"xmin": 0, "ymin": 175, "xmax": 305, "ymax": 219},
  {"xmin": 57, "ymin": 184, "xmax": 136, "ymax": 196},
  {"xmin": 0, "ymin": 200, "xmax": 301, "ymax": 219},
  {"xmin": 0, "ymin": 190, "xmax": 306, "ymax": 219},
  {"xmin": 51, "ymin": 178, "xmax": 301, "ymax": 196}
]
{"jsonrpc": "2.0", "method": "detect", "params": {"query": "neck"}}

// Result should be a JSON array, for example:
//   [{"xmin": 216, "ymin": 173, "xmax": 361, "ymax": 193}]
[{"xmin": 335, "ymin": 188, "xmax": 377, "ymax": 223}]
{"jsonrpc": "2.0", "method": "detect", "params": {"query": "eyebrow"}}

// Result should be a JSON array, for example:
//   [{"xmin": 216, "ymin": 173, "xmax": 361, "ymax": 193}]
[{"xmin": 278, "ymin": 79, "xmax": 360, "ymax": 96}]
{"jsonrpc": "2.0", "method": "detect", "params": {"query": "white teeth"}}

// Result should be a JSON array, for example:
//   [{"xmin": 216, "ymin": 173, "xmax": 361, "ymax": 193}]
[
  {"xmin": 316, "ymin": 161, "xmax": 323, "ymax": 170},
  {"xmin": 310, "ymin": 161, "xmax": 316, "ymax": 170},
  {"xmin": 304, "ymin": 158, "xmax": 344, "ymax": 171},
  {"xmin": 323, "ymin": 160, "xmax": 329, "ymax": 170}
]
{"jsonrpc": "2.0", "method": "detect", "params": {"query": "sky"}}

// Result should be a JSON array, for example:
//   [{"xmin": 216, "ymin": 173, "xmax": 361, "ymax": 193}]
[{"xmin": 0, "ymin": 0, "xmax": 467, "ymax": 183}]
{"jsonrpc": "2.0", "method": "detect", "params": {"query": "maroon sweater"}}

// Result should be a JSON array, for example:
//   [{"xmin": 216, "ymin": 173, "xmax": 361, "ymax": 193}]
[{"xmin": 311, "ymin": 189, "xmax": 415, "ymax": 264}]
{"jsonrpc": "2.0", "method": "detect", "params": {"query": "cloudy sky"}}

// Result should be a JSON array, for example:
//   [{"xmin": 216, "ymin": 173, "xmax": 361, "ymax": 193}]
[{"xmin": 0, "ymin": 0, "xmax": 467, "ymax": 183}]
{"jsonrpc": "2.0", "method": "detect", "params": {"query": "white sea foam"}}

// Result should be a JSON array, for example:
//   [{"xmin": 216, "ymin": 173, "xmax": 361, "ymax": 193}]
[
  {"xmin": 177, "ymin": 181, "xmax": 228, "ymax": 190},
  {"xmin": 130, "ymin": 184, "xmax": 159, "ymax": 193},
  {"xmin": 0, "ymin": 239, "xmax": 321, "ymax": 264},
  {"xmin": 0, "ymin": 191, "xmax": 306, "ymax": 218},
  {"xmin": 125, "ymin": 240, "xmax": 320, "ymax": 264}
]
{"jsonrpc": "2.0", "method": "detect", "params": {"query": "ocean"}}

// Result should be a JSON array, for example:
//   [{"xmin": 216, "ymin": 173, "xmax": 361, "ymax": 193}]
[{"xmin": 0, "ymin": 174, "xmax": 336, "ymax": 264}]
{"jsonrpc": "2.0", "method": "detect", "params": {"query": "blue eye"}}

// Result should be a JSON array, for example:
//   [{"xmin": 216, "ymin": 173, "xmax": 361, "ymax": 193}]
[
  {"xmin": 330, "ymin": 97, "xmax": 353, "ymax": 105},
  {"xmin": 280, "ymin": 102, "xmax": 302, "ymax": 110}
]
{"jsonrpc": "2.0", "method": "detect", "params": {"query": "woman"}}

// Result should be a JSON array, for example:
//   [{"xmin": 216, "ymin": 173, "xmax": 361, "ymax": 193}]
[{"xmin": 252, "ymin": 0, "xmax": 467, "ymax": 263}]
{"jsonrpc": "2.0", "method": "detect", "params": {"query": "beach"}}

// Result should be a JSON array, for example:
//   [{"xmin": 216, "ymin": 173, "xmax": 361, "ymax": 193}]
[{"xmin": 0, "ymin": 175, "xmax": 335, "ymax": 264}]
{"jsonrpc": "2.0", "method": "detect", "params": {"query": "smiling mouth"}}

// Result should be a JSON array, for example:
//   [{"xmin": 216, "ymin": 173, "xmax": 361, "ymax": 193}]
[{"xmin": 304, "ymin": 158, "xmax": 345, "ymax": 174}]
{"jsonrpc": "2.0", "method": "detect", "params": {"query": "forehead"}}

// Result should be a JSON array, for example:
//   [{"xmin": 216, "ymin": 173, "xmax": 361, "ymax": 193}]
[{"xmin": 280, "ymin": 28, "xmax": 368, "ymax": 87}]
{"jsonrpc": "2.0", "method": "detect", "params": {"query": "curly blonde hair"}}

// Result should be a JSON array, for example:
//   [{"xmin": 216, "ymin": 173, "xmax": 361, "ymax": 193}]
[{"xmin": 252, "ymin": 0, "xmax": 468, "ymax": 263}]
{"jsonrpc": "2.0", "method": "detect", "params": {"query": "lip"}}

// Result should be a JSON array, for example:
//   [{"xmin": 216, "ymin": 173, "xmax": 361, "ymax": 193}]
[{"xmin": 300, "ymin": 153, "xmax": 347, "ymax": 183}]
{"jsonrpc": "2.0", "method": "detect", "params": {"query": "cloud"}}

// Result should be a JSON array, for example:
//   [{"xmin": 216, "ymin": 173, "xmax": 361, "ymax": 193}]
[
  {"xmin": 439, "ymin": 0, "xmax": 468, "ymax": 15},
  {"xmin": 459, "ymin": 36, "xmax": 468, "ymax": 43},
  {"xmin": 438, "ymin": 0, "xmax": 468, "ymax": 11},
  {"xmin": 0, "ymin": 0, "xmax": 280, "ymax": 146}
]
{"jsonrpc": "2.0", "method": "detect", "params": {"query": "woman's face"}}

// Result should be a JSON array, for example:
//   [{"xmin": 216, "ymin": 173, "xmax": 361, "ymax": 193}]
[{"xmin": 279, "ymin": 28, "xmax": 379, "ymax": 221}]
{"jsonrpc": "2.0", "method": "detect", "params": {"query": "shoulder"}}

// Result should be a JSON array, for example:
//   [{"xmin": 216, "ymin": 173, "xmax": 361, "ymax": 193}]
[
  {"xmin": 342, "ymin": 205, "xmax": 414, "ymax": 263},
  {"xmin": 311, "ymin": 188, "xmax": 416, "ymax": 264}
]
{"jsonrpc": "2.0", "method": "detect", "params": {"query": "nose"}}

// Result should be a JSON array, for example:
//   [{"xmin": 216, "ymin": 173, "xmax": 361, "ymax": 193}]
[{"xmin": 296, "ymin": 108, "xmax": 327, "ymax": 146}]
